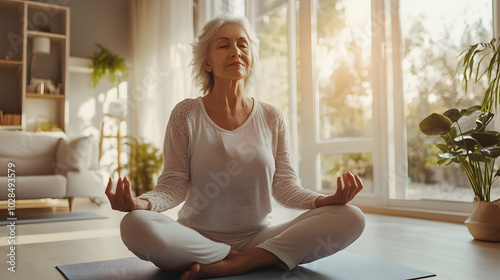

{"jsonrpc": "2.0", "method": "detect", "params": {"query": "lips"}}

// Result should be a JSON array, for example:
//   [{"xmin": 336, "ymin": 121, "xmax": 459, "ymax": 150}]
[{"xmin": 228, "ymin": 61, "xmax": 243, "ymax": 66}]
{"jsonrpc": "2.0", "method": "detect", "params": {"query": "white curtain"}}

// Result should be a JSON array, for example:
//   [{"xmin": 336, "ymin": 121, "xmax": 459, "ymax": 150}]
[{"xmin": 129, "ymin": 0, "xmax": 195, "ymax": 148}]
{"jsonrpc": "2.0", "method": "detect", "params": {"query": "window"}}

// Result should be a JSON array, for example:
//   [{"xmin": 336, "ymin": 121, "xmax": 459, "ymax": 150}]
[
  {"xmin": 252, "ymin": 0, "xmax": 290, "ymax": 114},
  {"xmin": 396, "ymin": 0, "xmax": 499, "ymax": 202},
  {"xmin": 299, "ymin": 0, "xmax": 376, "ymax": 196},
  {"xmin": 316, "ymin": 0, "xmax": 373, "ymax": 140},
  {"xmin": 316, "ymin": 0, "xmax": 374, "ymax": 193},
  {"xmin": 251, "ymin": 1, "xmax": 299, "ymax": 168},
  {"xmin": 209, "ymin": 0, "xmax": 245, "ymax": 17},
  {"xmin": 321, "ymin": 152, "xmax": 373, "ymax": 193},
  {"xmin": 198, "ymin": 0, "xmax": 500, "ymax": 212}
]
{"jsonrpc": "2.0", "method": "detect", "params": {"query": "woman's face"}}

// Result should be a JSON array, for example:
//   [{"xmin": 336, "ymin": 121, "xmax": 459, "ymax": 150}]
[{"xmin": 206, "ymin": 23, "xmax": 252, "ymax": 83}]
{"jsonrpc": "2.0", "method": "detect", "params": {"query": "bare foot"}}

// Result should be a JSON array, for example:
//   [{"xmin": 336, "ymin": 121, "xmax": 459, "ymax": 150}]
[
  {"xmin": 179, "ymin": 249, "xmax": 245, "ymax": 280},
  {"xmin": 179, "ymin": 248, "xmax": 282, "ymax": 280}
]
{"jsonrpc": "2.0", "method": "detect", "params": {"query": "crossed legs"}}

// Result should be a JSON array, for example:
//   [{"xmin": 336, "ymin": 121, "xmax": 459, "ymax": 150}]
[
  {"xmin": 120, "ymin": 205, "xmax": 365, "ymax": 279},
  {"xmin": 120, "ymin": 210, "xmax": 231, "ymax": 271}
]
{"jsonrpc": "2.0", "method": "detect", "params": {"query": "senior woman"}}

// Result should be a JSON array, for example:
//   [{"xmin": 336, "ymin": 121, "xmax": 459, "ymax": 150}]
[{"xmin": 105, "ymin": 14, "xmax": 365, "ymax": 280}]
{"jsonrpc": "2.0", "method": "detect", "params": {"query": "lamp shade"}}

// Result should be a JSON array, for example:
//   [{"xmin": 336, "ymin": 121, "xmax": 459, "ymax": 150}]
[{"xmin": 33, "ymin": 37, "xmax": 50, "ymax": 54}]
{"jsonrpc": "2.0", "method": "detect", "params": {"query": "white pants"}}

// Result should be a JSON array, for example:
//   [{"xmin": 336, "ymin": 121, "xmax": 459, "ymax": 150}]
[{"xmin": 120, "ymin": 205, "xmax": 365, "ymax": 271}]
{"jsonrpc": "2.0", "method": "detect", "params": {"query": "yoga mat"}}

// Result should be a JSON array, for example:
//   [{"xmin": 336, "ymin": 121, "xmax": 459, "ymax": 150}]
[
  {"xmin": 56, "ymin": 251, "xmax": 436, "ymax": 280},
  {"xmin": 0, "ymin": 212, "xmax": 106, "ymax": 225}
]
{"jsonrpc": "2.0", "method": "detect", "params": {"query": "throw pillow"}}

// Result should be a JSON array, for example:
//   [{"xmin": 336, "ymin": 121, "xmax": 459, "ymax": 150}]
[{"xmin": 54, "ymin": 135, "xmax": 93, "ymax": 174}]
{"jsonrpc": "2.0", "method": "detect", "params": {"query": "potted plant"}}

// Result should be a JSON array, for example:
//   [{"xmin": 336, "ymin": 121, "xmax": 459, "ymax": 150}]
[
  {"xmin": 419, "ymin": 38, "xmax": 500, "ymax": 242},
  {"xmin": 122, "ymin": 137, "xmax": 163, "ymax": 195},
  {"xmin": 90, "ymin": 44, "xmax": 130, "ymax": 115}
]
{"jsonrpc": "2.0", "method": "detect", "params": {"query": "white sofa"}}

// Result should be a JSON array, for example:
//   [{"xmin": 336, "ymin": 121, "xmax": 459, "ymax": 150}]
[{"xmin": 0, "ymin": 131, "xmax": 106, "ymax": 211}]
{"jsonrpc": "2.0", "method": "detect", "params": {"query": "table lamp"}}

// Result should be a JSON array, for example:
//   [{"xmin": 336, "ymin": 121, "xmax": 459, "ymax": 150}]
[
  {"xmin": 33, "ymin": 37, "xmax": 50, "ymax": 54},
  {"xmin": 30, "ymin": 37, "xmax": 50, "ymax": 94}
]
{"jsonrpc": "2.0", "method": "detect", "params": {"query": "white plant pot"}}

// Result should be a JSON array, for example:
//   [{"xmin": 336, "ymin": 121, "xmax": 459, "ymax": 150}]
[{"xmin": 465, "ymin": 196, "xmax": 500, "ymax": 242}]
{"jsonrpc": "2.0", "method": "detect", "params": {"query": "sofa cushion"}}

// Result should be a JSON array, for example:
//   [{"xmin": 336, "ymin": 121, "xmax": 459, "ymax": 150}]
[
  {"xmin": 0, "ymin": 131, "xmax": 64, "ymax": 158},
  {"xmin": 0, "ymin": 131, "xmax": 65, "ymax": 176},
  {"xmin": 0, "ymin": 175, "xmax": 67, "ymax": 200},
  {"xmin": 66, "ymin": 170, "xmax": 107, "ymax": 198},
  {"xmin": 54, "ymin": 135, "xmax": 93, "ymax": 174},
  {"xmin": 0, "ymin": 157, "xmax": 56, "ymax": 176}
]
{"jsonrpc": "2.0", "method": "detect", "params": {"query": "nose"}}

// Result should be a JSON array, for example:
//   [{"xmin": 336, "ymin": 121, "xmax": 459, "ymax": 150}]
[{"xmin": 230, "ymin": 45, "xmax": 241, "ymax": 58}]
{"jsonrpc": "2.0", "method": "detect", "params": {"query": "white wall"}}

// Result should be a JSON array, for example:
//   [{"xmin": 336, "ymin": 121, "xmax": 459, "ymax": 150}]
[
  {"xmin": 67, "ymin": 57, "xmax": 124, "ymax": 174},
  {"xmin": 60, "ymin": 0, "xmax": 132, "ymax": 175},
  {"xmin": 61, "ymin": 0, "xmax": 131, "ymax": 139},
  {"xmin": 65, "ymin": 0, "xmax": 131, "ymax": 60}
]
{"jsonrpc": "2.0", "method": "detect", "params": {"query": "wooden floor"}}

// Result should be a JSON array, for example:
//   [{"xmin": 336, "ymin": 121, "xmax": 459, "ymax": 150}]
[{"xmin": 1, "ymin": 198, "xmax": 499, "ymax": 280}]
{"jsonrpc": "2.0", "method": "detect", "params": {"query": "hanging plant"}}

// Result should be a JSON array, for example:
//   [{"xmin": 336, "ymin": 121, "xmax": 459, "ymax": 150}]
[{"xmin": 90, "ymin": 44, "xmax": 130, "ymax": 96}]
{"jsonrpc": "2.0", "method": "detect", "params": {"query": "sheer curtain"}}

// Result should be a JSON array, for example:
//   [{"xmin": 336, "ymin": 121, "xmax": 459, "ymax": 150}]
[{"xmin": 129, "ymin": 0, "xmax": 194, "ymax": 148}]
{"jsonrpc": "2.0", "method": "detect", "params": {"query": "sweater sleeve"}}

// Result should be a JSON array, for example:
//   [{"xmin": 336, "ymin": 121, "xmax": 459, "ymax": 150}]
[
  {"xmin": 270, "ymin": 107, "xmax": 324, "ymax": 209},
  {"xmin": 138, "ymin": 100, "xmax": 191, "ymax": 212}
]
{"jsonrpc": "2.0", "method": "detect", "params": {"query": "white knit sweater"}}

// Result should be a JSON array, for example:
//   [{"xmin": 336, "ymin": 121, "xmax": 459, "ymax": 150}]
[{"xmin": 139, "ymin": 97, "xmax": 321, "ymax": 234}]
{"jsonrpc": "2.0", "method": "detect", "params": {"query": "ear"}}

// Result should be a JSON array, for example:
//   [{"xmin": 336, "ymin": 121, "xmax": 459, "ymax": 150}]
[{"xmin": 205, "ymin": 59, "xmax": 212, "ymax": 72}]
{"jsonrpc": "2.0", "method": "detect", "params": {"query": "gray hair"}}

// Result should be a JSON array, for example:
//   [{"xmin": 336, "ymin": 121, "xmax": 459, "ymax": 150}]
[{"xmin": 190, "ymin": 14, "xmax": 260, "ymax": 95}]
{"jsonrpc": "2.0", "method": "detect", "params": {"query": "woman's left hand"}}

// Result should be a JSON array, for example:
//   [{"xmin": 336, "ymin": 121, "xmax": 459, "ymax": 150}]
[{"xmin": 315, "ymin": 171, "xmax": 363, "ymax": 207}]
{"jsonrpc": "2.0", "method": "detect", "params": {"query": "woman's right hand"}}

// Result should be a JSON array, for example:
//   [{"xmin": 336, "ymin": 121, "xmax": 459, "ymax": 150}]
[{"xmin": 105, "ymin": 177, "xmax": 151, "ymax": 212}]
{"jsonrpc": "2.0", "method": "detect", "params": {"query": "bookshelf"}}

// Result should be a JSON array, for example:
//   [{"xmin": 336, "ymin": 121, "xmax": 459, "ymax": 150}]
[{"xmin": 0, "ymin": 0, "xmax": 69, "ymax": 131}]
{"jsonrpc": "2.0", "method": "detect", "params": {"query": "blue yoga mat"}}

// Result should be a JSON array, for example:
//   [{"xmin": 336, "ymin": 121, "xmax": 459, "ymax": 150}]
[{"xmin": 56, "ymin": 251, "xmax": 436, "ymax": 280}]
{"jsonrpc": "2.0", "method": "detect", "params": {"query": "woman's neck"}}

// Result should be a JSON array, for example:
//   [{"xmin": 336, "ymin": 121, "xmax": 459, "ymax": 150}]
[
  {"xmin": 201, "ymin": 80, "xmax": 254, "ymax": 131},
  {"xmin": 204, "ymin": 80, "xmax": 251, "ymax": 111}
]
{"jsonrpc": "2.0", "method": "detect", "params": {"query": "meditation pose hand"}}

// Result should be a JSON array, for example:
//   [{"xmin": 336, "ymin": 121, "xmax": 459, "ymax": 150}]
[
  {"xmin": 315, "ymin": 172, "xmax": 363, "ymax": 207},
  {"xmin": 105, "ymin": 177, "xmax": 151, "ymax": 212}
]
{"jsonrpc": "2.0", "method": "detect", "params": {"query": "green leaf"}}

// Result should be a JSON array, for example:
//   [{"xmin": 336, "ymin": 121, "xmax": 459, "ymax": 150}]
[
  {"xmin": 475, "ymin": 112, "xmax": 494, "ymax": 132},
  {"xmin": 437, "ymin": 158, "xmax": 452, "ymax": 166},
  {"xmin": 449, "ymin": 126, "xmax": 457, "ymax": 139},
  {"xmin": 434, "ymin": 143, "xmax": 450, "ymax": 153},
  {"xmin": 454, "ymin": 135, "xmax": 478, "ymax": 150},
  {"xmin": 91, "ymin": 44, "xmax": 130, "ymax": 89},
  {"xmin": 464, "ymin": 105, "xmax": 482, "ymax": 116},
  {"xmin": 472, "ymin": 132, "xmax": 499, "ymax": 147},
  {"xmin": 438, "ymin": 152, "xmax": 458, "ymax": 159},
  {"xmin": 480, "ymin": 146, "xmax": 500, "ymax": 158},
  {"xmin": 443, "ymin": 108, "xmax": 463, "ymax": 122},
  {"xmin": 419, "ymin": 113, "xmax": 452, "ymax": 136}
]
